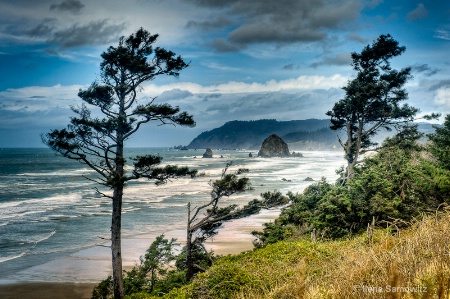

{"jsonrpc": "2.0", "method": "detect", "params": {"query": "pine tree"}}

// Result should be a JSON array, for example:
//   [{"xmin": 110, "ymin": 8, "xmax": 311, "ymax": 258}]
[
  {"xmin": 42, "ymin": 28, "xmax": 195, "ymax": 299},
  {"xmin": 326, "ymin": 34, "xmax": 418, "ymax": 183}
]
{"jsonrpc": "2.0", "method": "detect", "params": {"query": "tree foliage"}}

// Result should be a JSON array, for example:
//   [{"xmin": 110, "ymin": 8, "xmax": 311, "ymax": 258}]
[
  {"xmin": 183, "ymin": 163, "xmax": 290, "ymax": 281},
  {"xmin": 428, "ymin": 114, "xmax": 450, "ymax": 170},
  {"xmin": 185, "ymin": 163, "xmax": 251, "ymax": 281},
  {"xmin": 42, "ymin": 28, "xmax": 194, "ymax": 299},
  {"xmin": 326, "ymin": 34, "xmax": 418, "ymax": 182},
  {"xmin": 253, "ymin": 125, "xmax": 450, "ymax": 243},
  {"xmin": 93, "ymin": 235, "xmax": 178, "ymax": 298}
]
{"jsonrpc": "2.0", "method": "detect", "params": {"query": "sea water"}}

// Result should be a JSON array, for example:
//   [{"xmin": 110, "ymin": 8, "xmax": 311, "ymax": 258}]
[{"xmin": 0, "ymin": 148, "xmax": 344, "ymax": 283}]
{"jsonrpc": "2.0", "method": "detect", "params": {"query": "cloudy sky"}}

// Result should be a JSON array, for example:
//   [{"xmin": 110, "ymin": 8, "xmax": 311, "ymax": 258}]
[{"xmin": 0, "ymin": 0, "xmax": 449, "ymax": 147}]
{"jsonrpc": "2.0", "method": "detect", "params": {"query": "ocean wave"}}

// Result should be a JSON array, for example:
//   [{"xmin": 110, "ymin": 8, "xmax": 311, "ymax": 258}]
[
  {"xmin": 77, "ymin": 211, "xmax": 110, "ymax": 217},
  {"xmin": 150, "ymin": 203, "xmax": 188, "ymax": 209},
  {"xmin": 0, "ymin": 251, "xmax": 27, "ymax": 263},
  {"xmin": 122, "ymin": 207, "xmax": 141, "ymax": 214},
  {"xmin": 47, "ymin": 215, "xmax": 78, "ymax": 221},
  {"xmin": 17, "ymin": 168, "xmax": 95, "ymax": 177},
  {"xmin": 0, "ymin": 193, "xmax": 83, "ymax": 211},
  {"xmin": 0, "ymin": 230, "xmax": 56, "ymax": 264},
  {"xmin": 32, "ymin": 230, "xmax": 57, "ymax": 245},
  {"xmin": 0, "ymin": 221, "xmax": 9, "ymax": 227},
  {"xmin": 0, "ymin": 201, "xmax": 23, "ymax": 209}
]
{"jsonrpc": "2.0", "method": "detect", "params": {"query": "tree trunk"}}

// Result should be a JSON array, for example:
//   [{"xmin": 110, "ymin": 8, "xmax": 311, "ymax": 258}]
[
  {"xmin": 347, "ymin": 159, "xmax": 355, "ymax": 182},
  {"xmin": 344, "ymin": 122, "xmax": 355, "ymax": 183},
  {"xmin": 111, "ymin": 185, "xmax": 124, "ymax": 299},
  {"xmin": 186, "ymin": 202, "xmax": 194, "ymax": 281},
  {"xmin": 112, "ymin": 132, "xmax": 125, "ymax": 298}
]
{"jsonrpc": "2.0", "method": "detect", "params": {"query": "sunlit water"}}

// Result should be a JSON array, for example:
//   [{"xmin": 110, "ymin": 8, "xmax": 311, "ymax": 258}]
[{"xmin": 0, "ymin": 147, "xmax": 344, "ymax": 283}]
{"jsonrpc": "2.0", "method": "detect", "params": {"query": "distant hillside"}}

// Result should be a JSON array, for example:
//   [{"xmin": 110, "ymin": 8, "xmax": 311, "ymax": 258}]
[
  {"xmin": 186, "ymin": 119, "xmax": 438, "ymax": 151},
  {"xmin": 187, "ymin": 119, "xmax": 334, "ymax": 150}
]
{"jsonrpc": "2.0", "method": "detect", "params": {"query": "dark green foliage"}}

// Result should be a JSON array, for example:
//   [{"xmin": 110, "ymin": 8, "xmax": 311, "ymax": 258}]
[
  {"xmin": 185, "ymin": 163, "xmax": 252, "ymax": 281},
  {"xmin": 184, "ymin": 164, "xmax": 292, "ymax": 281},
  {"xmin": 132, "ymin": 155, "xmax": 197, "ymax": 185},
  {"xmin": 326, "ymin": 34, "xmax": 418, "ymax": 182},
  {"xmin": 93, "ymin": 235, "xmax": 178, "ymax": 298},
  {"xmin": 252, "ymin": 179, "xmax": 335, "ymax": 246},
  {"xmin": 252, "ymin": 222, "xmax": 295, "ymax": 248},
  {"xmin": 254, "ymin": 126, "xmax": 450, "ymax": 242},
  {"xmin": 259, "ymin": 190, "xmax": 290, "ymax": 208},
  {"xmin": 382, "ymin": 124, "xmax": 424, "ymax": 151},
  {"xmin": 100, "ymin": 29, "xmax": 188, "ymax": 83},
  {"xmin": 428, "ymin": 114, "xmax": 450, "ymax": 170},
  {"xmin": 136, "ymin": 235, "xmax": 177, "ymax": 293},
  {"xmin": 175, "ymin": 242, "xmax": 218, "ymax": 275},
  {"xmin": 92, "ymin": 276, "xmax": 113, "ymax": 299}
]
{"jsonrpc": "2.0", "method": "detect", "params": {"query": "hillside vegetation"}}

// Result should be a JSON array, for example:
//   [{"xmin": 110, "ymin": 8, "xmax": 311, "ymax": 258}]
[
  {"xmin": 108, "ymin": 35, "xmax": 450, "ymax": 299},
  {"xmin": 116, "ymin": 117, "xmax": 450, "ymax": 299},
  {"xmin": 131, "ymin": 210, "xmax": 450, "ymax": 299}
]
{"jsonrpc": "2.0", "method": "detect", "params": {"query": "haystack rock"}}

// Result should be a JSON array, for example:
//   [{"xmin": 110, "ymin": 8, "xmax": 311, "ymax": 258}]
[
  {"xmin": 257, "ymin": 134, "xmax": 290, "ymax": 157},
  {"xmin": 202, "ymin": 148, "xmax": 213, "ymax": 158}
]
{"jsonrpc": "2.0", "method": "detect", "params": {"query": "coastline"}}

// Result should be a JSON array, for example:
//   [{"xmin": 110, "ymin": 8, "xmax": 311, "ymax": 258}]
[
  {"xmin": 0, "ymin": 209, "xmax": 280, "ymax": 299},
  {"xmin": 0, "ymin": 282, "xmax": 98, "ymax": 299}
]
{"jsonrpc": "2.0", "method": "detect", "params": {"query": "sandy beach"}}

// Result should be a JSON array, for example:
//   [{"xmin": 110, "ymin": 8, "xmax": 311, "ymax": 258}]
[
  {"xmin": 0, "ymin": 209, "xmax": 280, "ymax": 299},
  {"xmin": 0, "ymin": 282, "xmax": 98, "ymax": 299}
]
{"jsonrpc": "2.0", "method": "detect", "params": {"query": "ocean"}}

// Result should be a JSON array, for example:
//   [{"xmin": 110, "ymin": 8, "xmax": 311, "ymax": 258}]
[{"xmin": 0, "ymin": 147, "xmax": 344, "ymax": 283}]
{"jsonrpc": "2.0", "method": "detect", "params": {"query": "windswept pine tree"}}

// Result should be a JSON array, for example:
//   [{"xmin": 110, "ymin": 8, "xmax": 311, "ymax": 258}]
[
  {"xmin": 326, "ymin": 34, "xmax": 418, "ymax": 183},
  {"xmin": 42, "ymin": 28, "xmax": 195, "ymax": 299}
]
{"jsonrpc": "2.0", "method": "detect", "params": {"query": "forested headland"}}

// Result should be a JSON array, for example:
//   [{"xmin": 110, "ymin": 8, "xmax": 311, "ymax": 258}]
[{"xmin": 185, "ymin": 119, "xmax": 437, "ymax": 151}]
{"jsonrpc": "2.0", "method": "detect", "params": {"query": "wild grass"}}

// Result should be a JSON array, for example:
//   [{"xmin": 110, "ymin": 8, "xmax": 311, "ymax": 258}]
[{"xmin": 129, "ymin": 210, "xmax": 450, "ymax": 299}]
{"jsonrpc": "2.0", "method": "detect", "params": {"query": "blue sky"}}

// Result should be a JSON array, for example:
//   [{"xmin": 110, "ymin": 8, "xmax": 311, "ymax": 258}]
[{"xmin": 0, "ymin": 0, "xmax": 449, "ymax": 147}]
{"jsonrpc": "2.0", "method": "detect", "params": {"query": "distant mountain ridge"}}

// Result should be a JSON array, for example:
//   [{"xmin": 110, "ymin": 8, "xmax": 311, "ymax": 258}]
[
  {"xmin": 186, "ymin": 119, "xmax": 439, "ymax": 151},
  {"xmin": 187, "ymin": 119, "xmax": 337, "ymax": 150}
]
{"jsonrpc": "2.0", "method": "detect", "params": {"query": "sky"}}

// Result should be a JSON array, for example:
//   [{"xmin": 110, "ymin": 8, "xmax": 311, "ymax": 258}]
[{"xmin": 0, "ymin": 0, "xmax": 449, "ymax": 147}]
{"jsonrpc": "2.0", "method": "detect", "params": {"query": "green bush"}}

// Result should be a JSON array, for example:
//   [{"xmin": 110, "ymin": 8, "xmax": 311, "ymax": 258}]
[
  {"xmin": 254, "ymin": 127, "xmax": 450, "ymax": 241},
  {"xmin": 428, "ymin": 114, "xmax": 450, "ymax": 170}
]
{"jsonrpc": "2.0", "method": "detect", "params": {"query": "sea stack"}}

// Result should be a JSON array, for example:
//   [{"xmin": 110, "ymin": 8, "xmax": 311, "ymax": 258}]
[
  {"xmin": 257, "ymin": 134, "xmax": 290, "ymax": 157},
  {"xmin": 202, "ymin": 148, "xmax": 213, "ymax": 158}
]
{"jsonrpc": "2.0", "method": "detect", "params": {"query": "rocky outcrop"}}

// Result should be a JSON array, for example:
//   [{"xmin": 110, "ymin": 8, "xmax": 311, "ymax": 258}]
[
  {"xmin": 292, "ymin": 151, "xmax": 303, "ymax": 157},
  {"xmin": 202, "ymin": 148, "xmax": 213, "ymax": 158},
  {"xmin": 257, "ymin": 134, "xmax": 290, "ymax": 157}
]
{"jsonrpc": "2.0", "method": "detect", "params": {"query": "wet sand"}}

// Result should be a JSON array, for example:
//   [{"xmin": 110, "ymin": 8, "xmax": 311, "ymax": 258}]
[
  {"xmin": 0, "ymin": 282, "xmax": 98, "ymax": 299},
  {"xmin": 0, "ymin": 209, "xmax": 280, "ymax": 299}
]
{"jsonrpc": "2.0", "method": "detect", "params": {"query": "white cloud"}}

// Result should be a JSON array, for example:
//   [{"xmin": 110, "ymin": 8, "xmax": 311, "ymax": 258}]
[
  {"xmin": 435, "ymin": 27, "xmax": 450, "ymax": 41},
  {"xmin": 434, "ymin": 87, "xmax": 450, "ymax": 107},
  {"xmin": 142, "ymin": 74, "xmax": 349, "ymax": 96},
  {"xmin": 0, "ymin": 84, "xmax": 82, "ymax": 112},
  {"xmin": 0, "ymin": 76, "xmax": 348, "ymax": 138}
]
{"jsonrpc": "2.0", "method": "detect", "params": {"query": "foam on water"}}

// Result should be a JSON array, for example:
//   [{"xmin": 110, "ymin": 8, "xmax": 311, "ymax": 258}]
[
  {"xmin": 0, "ymin": 251, "xmax": 28, "ymax": 263},
  {"xmin": 0, "ymin": 148, "xmax": 345, "ymax": 283}
]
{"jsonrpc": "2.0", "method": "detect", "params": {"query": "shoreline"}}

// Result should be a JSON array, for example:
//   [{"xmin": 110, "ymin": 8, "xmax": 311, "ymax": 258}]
[
  {"xmin": 0, "ymin": 209, "xmax": 280, "ymax": 298},
  {"xmin": 0, "ymin": 282, "xmax": 98, "ymax": 299}
]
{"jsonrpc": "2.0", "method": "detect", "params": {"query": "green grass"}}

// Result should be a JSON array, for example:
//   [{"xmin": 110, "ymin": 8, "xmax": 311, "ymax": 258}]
[{"xmin": 128, "ymin": 210, "xmax": 450, "ymax": 299}]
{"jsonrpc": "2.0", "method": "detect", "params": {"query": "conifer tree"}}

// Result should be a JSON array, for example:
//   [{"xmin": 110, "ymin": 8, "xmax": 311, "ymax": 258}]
[
  {"xmin": 428, "ymin": 114, "xmax": 450, "ymax": 170},
  {"xmin": 42, "ymin": 28, "xmax": 195, "ymax": 299},
  {"xmin": 326, "ymin": 34, "xmax": 418, "ymax": 183}
]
